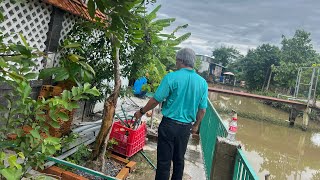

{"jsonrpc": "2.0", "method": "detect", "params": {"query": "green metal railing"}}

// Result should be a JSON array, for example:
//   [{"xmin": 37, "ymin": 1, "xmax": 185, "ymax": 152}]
[
  {"xmin": 200, "ymin": 100, "xmax": 227, "ymax": 179},
  {"xmin": 233, "ymin": 149, "xmax": 259, "ymax": 180},
  {"xmin": 200, "ymin": 100, "xmax": 258, "ymax": 180}
]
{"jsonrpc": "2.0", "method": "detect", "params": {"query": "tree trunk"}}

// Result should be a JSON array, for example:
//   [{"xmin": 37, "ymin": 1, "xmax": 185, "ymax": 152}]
[{"xmin": 92, "ymin": 35, "xmax": 121, "ymax": 160}]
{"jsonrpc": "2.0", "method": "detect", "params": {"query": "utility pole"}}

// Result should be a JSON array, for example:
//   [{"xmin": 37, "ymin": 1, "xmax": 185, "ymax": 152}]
[{"xmin": 265, "ymin": 65, "xmax": 273, "ymax": 91}]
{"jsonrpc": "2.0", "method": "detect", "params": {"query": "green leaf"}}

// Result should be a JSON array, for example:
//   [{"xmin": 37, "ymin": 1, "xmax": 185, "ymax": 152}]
[
  {"xmin": 24, "ymin": 73, "xmax": 38, "ymax": 80},
  {"xmin": 72, "ymin": 95, "xmax": 89, "ymax": 101},
  {"xmin": 64, "ymin": 43, "xmax": 81, "ymax": 49},
  {"xmin": 147, "ymin": 5, "xmax": 161, "ymax": 21},
  {"xmin": 57, "ymin": 111, "xmax": 69, "ymax": 121},
  {"xmin": 0, "ymin": 152, "xmax": 5, "ymax": 162},
  {"xmin": 8, "ymin": 72, "xmax": 25, "ymax": 81},
  {"xmin": 19, "ymin": 33, "xmax": 29, "ymax": 47},
  {"xmin": 87, "ymin": 0, "xmax": 96, "ymax": 18},
  {"xmin": 78, "ymin": 61, "xmax": 95, "ymax": 76},
  {"xmin": 0, "ymin": 12, "xmax": 4, "ymax": 22},
  {"xmin": 54, "ymin": 69, "xmax": 69, "ymax": 82},
  {"xmin": 44, "ymin": 137, "xmax": 60, "ymax": 147},
  {"xmin": 50, "ymin": 121, "xmax": 60, "ymax": 128},
  {"xmin": 23, "ymin": 83, "xmax": 32, "ymax": 100},
  {"xmin": 85, "ymin": 87, "xmax": 100, "ymax": 96},
  {"xmin": 46, "ymin": 145, "xmax": 56, "ymax": 154},
  {"xmin": 71, "ymin": 87, "xmax": 78, "ymax": 96},
  {"xmin": 68, "ymin": 54, "xmax": 79, "ymax": 62},
  {"xmin": 30, "ymin": 129, "xmax": 41, "ymax": 139},
  {"xmin": 39, "ymin": 67, "xmax": 64, "ymax": 79},
  {"xmin": 69, "ymin": 101, "xmax": 79, "ymax": 109},
  {"xmin": 17, "ymin": 152, "xmax": 25, "ymax": 159},
  {"xmin": 15, "ymin": 45, "xmax": 31, "ymax": 57},
  {"xmin": 8, "ymin": 155, "xmax": 21, "ymax": 169},
  {"xmin": 95, "ymin": 0, "xmax": 105, "ymax": 12},
  {"xmin": 83, "ymin": 83, "xmax": 91, "ymax": 91},
  {"xmin": 0, "ymin": 168, "xmax": 23, "ymax": 180},
  {"xmin": 83, "ymin": 70, "xmax": 94, "ymax": 82},
  {"xmin": 0, "ymin": 58, "xmax": 8, "ymax": 68}
]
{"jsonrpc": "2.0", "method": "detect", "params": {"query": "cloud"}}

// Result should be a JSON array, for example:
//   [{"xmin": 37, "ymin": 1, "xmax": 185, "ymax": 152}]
[{"xmin": 148, "ymin": 0, "xmax": 320, "ymax": 55}]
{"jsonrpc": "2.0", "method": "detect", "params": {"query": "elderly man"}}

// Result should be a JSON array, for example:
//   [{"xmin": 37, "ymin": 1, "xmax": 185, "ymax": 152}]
[{"xmin": 134, "ymin": 48, "xmax": 208, "ymax": 180}]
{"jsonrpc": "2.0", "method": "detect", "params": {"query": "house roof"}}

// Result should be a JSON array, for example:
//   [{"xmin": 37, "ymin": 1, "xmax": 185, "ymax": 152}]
[{"xmin": 43, "ymin": 0, "xmax": 105, "ymax": 21}]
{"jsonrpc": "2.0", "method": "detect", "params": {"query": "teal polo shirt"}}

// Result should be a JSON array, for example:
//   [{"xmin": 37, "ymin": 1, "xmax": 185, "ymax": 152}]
[{"xmin": 153, "ymin": 68, "xmax": 208, "ymax": 123}]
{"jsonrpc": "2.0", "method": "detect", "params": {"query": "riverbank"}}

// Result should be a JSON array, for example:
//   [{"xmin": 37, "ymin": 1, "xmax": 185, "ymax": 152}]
[{"xmin": 216, "ymin": 107, "xmax": 320, "ymax": 132}]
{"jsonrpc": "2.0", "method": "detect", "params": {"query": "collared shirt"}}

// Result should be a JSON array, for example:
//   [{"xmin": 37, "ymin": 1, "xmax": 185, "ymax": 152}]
[{"xmin": 154, "ymin": 68, "xmax": 208, "ymax": 123}]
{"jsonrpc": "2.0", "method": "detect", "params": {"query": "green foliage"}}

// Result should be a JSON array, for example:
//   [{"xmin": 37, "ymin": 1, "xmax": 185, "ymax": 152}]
[
  {"xmin": 39, "ymin": 41, "xmax": 95, "ymax": 86},
  {"xmin": 0, "ymin": 153, "xmax": 24, "ymax": 180},
  {"xmin": 241, "ymin": 44, "xmax": 281, "ymax": 90},
  {"xmin": 228, "ymin": 29, "xmax": 320, "ymax": 93},
  {"xmin": 62, "ymin": 24, "xmax": 113, "ymax": 102},
  {"xmin": 194, "ymin": 57, "xmax": 202, "ymax": 72},
  {"xmin": 58, "ymin": 145, "xmax": 91, "ymax": 171},
  {"xmin": 0, "ymin": 33, "xmax": 100, "ymax": 178},
  {"xmin": 107, "ymin": 138, "xmax": 118, "ymax": 150},
  {"xmin": 87, "ymin": 2, "xmax": 190, "ymax": 94},
  {"xmin": 212, "ymin": 46, "xmax": 242, "ymax": 67},
  {"xmin": 273, "ymin": 30, "xmax": 320, "ymax": 88},
  {"xmin": 67, "ymin": 145, "xmax": 91, "ymax": 165},
  {"xmin": 126, "ymin": 5, "xmax": 191, "ymax": 91},
  {"xmin": 60, "ymin": 133, "xmax": 79, "ymax": 150}
]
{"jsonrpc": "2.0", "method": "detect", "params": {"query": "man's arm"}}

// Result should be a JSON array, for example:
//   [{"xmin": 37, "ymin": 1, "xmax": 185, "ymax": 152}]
[
  {"xmin": 191, "ymin": 108, "xmax": 206, "ymax": 134},
  {"xmin": 134, "ymin": 98, "xmax": 160, "ymax": 119}
]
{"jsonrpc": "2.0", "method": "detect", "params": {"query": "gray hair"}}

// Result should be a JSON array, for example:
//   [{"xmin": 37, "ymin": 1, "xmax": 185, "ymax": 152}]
[{"xmin": 176, "ymin": 48, "xmax": 195, "ymax": 68}]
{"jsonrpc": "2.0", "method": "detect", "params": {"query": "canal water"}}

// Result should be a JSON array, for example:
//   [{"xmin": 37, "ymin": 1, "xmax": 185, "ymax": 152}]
[{"xmin": 209, "ymin": 92, "xmax": 320, "ymax": 180}]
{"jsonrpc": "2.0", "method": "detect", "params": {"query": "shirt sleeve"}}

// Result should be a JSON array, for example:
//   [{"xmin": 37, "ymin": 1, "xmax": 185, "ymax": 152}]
[
  {"xmin": 199, "ymin": 82, "xmax": 208, "ymax": 109},
  {"xmin": 153, "ymin": 75, "xmax": 170, "ymax": 102}
]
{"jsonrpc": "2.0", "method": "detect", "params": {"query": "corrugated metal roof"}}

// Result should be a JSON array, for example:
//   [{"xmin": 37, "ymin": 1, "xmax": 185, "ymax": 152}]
[{"xmin": 43, "ymin": 0, "xmax": 105, "ymax": 21}]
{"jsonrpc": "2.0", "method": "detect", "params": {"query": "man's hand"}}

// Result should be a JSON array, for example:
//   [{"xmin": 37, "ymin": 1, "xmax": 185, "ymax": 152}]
[
  {"xmin": 134, "ymin": 110, "xmax": 143, "ymax": 120},
  {"xmin": 191, "ymin": 124, "xmax": 199, "ymax": 134}
]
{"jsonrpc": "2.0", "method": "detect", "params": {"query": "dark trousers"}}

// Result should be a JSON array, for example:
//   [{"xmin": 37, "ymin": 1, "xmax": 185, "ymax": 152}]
[{"xmin": 155, "ymin": 117, "xmax": 192, "ymax": 180}]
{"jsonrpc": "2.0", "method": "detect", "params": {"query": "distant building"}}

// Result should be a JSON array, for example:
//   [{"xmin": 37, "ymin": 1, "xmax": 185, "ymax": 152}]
[{"xmin": 196, "ymin": 54, "xmax": 226, "ymax": 81}]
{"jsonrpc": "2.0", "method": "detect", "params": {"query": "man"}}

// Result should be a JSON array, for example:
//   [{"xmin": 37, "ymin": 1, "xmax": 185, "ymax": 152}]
[{"xmin": 134, "ymin": 48, "xmax": 208, "ymax": 180}]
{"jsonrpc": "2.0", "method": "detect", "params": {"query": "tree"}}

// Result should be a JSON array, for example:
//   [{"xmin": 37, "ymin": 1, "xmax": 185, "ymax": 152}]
[
  {"xmin": 274, "ymin": 30, "xmax": 320, "ymax": 89},
  {"xmin": 212, "ymin": 46, "xmax": 241, "ymax": 66},
  {"xmin": 87, "ymin": 0, "xmax": 146, "ymax": 164},
  {"xmin": 126, "ymin": 5, "xmax": 191, "ymax": 84},
  {"xmin": 242, "ymin": 44, "xmax": 281, "ymax": 90},
  {"xmin": 125, "ymin": 5, "xmax": 191, "ymax": 91}
]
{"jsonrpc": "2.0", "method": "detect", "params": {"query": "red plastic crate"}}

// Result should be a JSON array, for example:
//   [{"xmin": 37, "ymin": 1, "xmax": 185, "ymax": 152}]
[{"xmin": 109, "ymin": 120, "xmax": 146, "ymax": 157}]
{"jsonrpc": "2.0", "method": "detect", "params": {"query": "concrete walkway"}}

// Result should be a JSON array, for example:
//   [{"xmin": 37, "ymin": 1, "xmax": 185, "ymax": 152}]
[{"xmin": 128, "ymin": 137, "xmax": 206, "ymax": 180}]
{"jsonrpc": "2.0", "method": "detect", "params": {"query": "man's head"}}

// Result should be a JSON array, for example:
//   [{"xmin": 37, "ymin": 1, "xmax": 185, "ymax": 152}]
[{"xmin": 176, "ymin": 48, "xmax": 196, "ymax": 69}]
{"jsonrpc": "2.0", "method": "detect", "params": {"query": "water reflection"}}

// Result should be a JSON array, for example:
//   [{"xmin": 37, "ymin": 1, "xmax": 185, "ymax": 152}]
[
  {"xmin": 311, "ymin": 133, "xmax": 320, "ymax": 147},
  {"xmin": 211, "ymin": 92, "xmax": 320, "ymax": 180}
]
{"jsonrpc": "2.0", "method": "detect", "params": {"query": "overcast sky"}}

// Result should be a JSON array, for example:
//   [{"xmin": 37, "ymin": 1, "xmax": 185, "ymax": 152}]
[{"xmin": 147, "ymin": 0, "xmax": 320, "ymax": 55}]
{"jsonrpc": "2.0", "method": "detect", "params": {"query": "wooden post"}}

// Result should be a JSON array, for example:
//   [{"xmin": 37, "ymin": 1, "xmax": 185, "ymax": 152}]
[
  {"xmin": 302, "ymin": 107, "xmax": 311, "ymax": 131},
  {"xmin": 265, "ymin": 67, "xmax": 272, "ymax": 91},
  {"xmin": 288, "ymin": 107, "xmax": 298, "ymax": 126},
  {"xmin": 210, "ymin": 137, "xmax": 240, "ymax": 180}
]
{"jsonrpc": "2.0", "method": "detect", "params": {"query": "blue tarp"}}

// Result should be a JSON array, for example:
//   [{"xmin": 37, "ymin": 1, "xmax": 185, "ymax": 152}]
[{"xmin": 133, "ymin": 77, "xmax": 147, "ymax": 95}]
